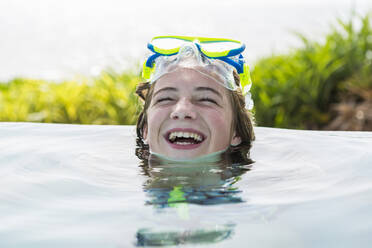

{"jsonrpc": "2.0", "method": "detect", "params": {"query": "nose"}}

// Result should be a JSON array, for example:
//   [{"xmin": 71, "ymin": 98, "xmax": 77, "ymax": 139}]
[{"xmin": 170, "ymin": 98, "xmax": 197, "ymax": 120}]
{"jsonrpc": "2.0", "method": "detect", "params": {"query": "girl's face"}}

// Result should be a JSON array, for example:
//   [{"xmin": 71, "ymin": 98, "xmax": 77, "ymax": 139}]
[{"xmin": 143, "ymin": 68, "xmax": 241, "ymax": 159}]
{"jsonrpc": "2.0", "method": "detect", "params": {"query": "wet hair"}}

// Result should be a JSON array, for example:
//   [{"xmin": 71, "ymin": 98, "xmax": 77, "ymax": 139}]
[{"xmin": 135, "ymin": 71, "xmax": 255, "ymax": 163}]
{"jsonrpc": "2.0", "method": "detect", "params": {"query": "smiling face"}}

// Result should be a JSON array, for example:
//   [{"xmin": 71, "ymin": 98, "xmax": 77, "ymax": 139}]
[{"xmin": 143, "ymin": 68, "xmax": 241, "ymax": 159}]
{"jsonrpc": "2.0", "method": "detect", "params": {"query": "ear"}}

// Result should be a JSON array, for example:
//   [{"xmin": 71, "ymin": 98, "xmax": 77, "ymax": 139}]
[{"xmin": 230, "ymin": 132, "xmax": 242, "ymax": 146}]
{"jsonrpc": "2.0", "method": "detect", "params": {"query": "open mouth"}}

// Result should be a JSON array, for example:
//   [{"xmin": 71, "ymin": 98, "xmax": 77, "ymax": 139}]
[{"xmin": 165, "ymin": 129, "xmax": 206, "ymax": 147}]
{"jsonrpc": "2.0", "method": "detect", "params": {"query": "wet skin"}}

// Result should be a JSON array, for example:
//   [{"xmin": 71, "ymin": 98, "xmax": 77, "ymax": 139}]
[{"xmin": 143, "ymin": 68, "xmax": 241, "ymax": 159}]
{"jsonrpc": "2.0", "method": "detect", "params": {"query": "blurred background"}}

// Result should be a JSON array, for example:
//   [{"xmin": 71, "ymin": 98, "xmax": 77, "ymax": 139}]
[{"xmin": 0, "ymin": 0, "xmax": 371, "ymax": 130}]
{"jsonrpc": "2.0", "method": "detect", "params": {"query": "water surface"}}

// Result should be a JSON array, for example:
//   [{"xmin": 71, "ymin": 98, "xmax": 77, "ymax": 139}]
[{"xmin": 0, "ymin": 123, "xmax": 372, "ymax": 247}]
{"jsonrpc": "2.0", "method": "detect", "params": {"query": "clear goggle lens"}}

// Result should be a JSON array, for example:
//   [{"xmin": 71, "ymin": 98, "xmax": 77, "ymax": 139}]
[
  {"xmin": 142, "ymin": 36, "xmax": 254, "ymax": 109},
  {"xmin": 150, "ymin": 36, "xmax": 243, "ymax": 56},
  {"xmin": 198, "ymin": 41, "xmax": 242, "ymax": 53}
]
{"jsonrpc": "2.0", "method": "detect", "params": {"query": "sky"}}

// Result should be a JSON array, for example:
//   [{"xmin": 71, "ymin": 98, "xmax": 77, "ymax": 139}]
[{"xmin": 0, "ymin": 0, "xmax": 371, "ymax": 81}]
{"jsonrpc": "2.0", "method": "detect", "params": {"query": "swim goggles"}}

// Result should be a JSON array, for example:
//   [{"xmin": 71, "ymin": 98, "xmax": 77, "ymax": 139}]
[{"xmin": 142, "ymin": 36, "xmax": 253, "ymax": 109}]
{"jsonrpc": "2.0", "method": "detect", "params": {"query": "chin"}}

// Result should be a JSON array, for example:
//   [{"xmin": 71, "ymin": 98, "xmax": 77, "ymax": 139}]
[{"xmin": 166, "ymin": 150, "xmax": 204, "ymax": 159}]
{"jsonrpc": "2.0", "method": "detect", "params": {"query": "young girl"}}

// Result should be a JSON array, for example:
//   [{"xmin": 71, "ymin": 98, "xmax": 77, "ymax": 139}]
[{"xmin": 135, "ymin": 36, "xmax": 255, "ymax": 161}]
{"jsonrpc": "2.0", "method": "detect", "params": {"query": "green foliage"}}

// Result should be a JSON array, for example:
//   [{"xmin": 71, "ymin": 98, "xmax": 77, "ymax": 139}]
[
  {"xmin": 1, "ymin": 13, "xmax": 371, "ymax": 128},
  {"xmin": 251, "ymin": 12, "xmax": 372, "ymax": 129},
  {"xmin": 0, "ymin": 71, "xmax": 142, "ymax": 124}
]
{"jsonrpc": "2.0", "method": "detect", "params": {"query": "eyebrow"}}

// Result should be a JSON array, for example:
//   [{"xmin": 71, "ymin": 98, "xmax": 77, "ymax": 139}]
[
  {"xmin": 153, "ymin": 87, "xmax": 178, "ymax": 98},
  {"xmin": 195, "ymin": 87, "xmax": 222, "ymax": 99},
  {"xmin": 153, "ymin": 86, "xmax": 223, "ymax": 99}
]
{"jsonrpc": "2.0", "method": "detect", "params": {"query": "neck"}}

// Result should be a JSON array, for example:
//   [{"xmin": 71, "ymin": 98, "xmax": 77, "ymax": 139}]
[{"xmin": 149, "ymin": 149, "xmax": 228, "ymax": 164}]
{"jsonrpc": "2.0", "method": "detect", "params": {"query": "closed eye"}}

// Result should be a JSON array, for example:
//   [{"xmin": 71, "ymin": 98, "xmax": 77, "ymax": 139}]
[
  {"xmin": 156, "ymin": 97, "xmax": 174, "ymax": 103},
  {"xmin": 199, "ymin": 98, "xmax": 218, "ymax": 105}
]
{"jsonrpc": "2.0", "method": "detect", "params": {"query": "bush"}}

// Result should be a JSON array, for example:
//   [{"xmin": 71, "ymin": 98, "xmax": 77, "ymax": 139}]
[
  {"xmin": 1, "ymin": 13, "xmax": 371, "ymax": 129},
  {"xmin": 0, "ymin": 71, "xmax": 142, "ymax": 125},
  {"xmin": 251, "ymin": 12, "xmax": 372, "ymax": 129}
]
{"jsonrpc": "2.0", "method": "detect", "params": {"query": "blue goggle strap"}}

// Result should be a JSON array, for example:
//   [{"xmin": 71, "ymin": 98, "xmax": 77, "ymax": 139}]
[
  {"xmin": 143, "ymin": 46, "xmax": 247, "ymax": 84},
  {"xmin": 217, "ymin": 55, "xmax": 245, "ymax": 74},
  {"xmin": 145, "ymin": 53, "xmax": 161, "ymax": 68}
]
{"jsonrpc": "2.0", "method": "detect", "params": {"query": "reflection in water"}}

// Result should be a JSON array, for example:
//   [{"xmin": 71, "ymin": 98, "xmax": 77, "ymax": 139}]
[
  {"xmin": 136, "ymin": 150, "xmax": 253, "ymax": 247},
  {"xmin": 136, "ymin": 224, "xmax": 235, "ymax": 247}
]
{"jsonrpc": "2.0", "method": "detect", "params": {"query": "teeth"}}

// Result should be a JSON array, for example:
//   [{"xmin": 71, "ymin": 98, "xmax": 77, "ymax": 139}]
[
  {"xmin": 175, "ymin": 142, "xmax": 192, "ymax": 145},
  {"xmin": 169, "ymin": 132, "xmax": 176, "ymax": 141},
  {"xmin": 168, "ymin": 131, "xmax": 203, "ymax": 142}
]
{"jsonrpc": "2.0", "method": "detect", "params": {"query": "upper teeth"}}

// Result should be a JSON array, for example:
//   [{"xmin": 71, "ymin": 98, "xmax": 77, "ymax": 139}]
[{"xmin": 168, "ymin": 132, "xmax": 203, "ymax": 142}]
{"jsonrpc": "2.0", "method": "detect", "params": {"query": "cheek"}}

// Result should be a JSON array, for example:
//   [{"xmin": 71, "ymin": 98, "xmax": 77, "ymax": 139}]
[
  {"xmin": 203, "ymin": 109, "xmax": 233, "ymax": 133},
  {"xmin": 146, "ymin": 108, "xmax": 168, "ymax": 135},
  {"xmin": 203, "ymin": 110, "xmax": 234, "ymax": 150}
]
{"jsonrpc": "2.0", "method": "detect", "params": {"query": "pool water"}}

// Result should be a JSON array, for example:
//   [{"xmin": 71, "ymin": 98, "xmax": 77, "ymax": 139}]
[{"xmin": 1, "ymin": 122, "xmax": 372, "ymax": 247}]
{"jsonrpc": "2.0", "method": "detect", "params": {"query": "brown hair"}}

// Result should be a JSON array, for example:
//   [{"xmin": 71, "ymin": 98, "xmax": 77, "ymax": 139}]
[{"xmin": 135, "ymin": 71, "xmax": 255, "ymax": 162}]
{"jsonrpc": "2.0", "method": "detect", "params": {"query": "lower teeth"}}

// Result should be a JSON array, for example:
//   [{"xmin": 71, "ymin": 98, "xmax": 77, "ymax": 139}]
[{"xmin": 175, "ymin": 142, "xmax": 193, "ymax": 145}]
